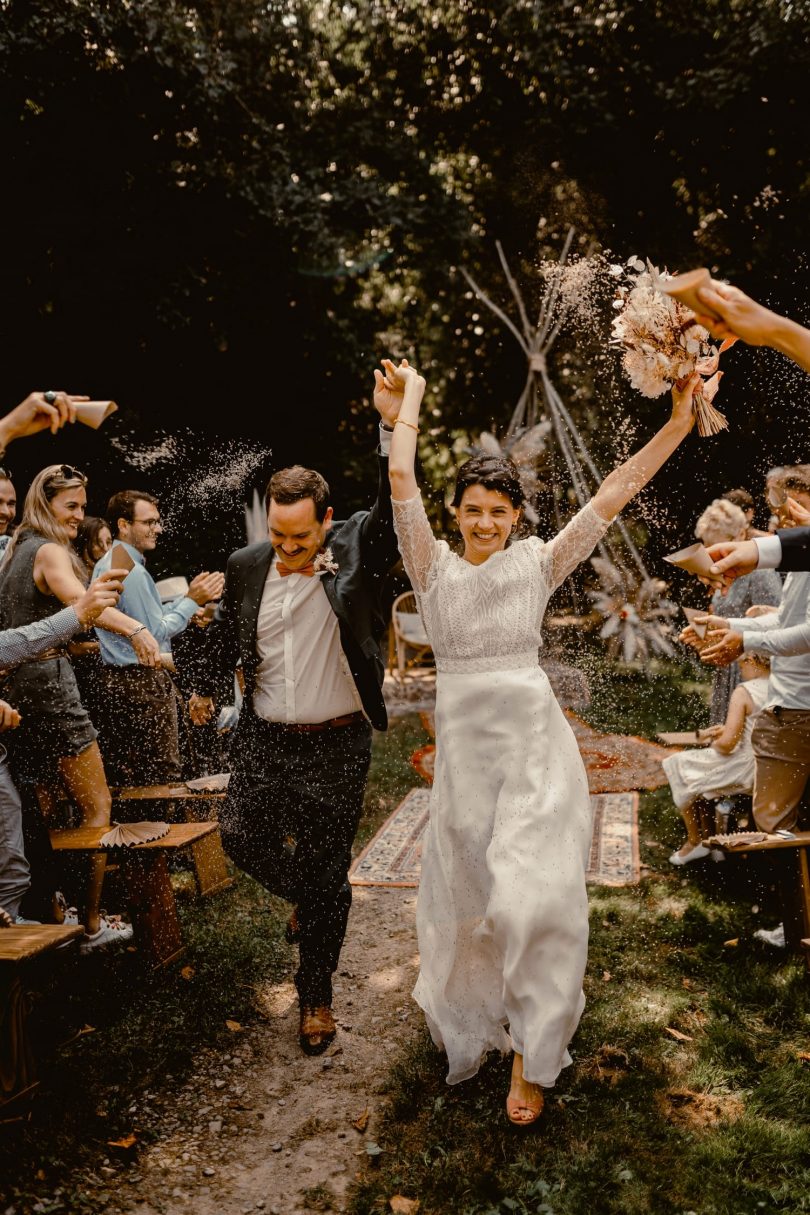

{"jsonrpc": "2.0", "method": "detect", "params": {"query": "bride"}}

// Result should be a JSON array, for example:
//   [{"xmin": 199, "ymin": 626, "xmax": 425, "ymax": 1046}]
[{"xmin": 382, "ymin": 359, "xmax": 698, "ymax": 1124}]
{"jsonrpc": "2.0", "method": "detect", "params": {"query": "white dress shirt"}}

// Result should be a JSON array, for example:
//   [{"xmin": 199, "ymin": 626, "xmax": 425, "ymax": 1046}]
[
  {"xmin": 729, "ymin": 571, "xmax": 810, "ymax": 710},
  {"xmin": 253, "ymin": 563, "xmax": 362, "ymax": 724},
  {"xmin": 754, "ymin": 534, "xmax": 782, "ymax": 568}
]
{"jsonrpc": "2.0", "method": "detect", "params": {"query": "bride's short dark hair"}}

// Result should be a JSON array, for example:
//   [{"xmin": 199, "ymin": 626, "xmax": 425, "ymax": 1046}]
[{"xmin": 452, "ymin": 455, "xmax": 524, "ymax": 509}]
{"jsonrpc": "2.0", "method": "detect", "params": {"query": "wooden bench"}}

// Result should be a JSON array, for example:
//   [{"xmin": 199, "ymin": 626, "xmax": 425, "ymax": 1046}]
[
  {"xmin": 50, "ymin": 822, "xmax": 221, "ymax": 970},
  {"xmin": 111, "ymin": 782, "xmax": 233, "ymax": 898},
  {"xmin": 704, "ymin": 830, "xmax": 810, "ymax": 969},
  {"xmin": 1, "ymin": 924, "xmax": 84, "ymax": 1109}
]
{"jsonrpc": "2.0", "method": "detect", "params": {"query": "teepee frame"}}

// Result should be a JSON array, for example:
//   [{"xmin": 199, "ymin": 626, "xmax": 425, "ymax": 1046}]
[{"xmin": 460, "ymin": 229, "xmax": 653, "ymax": 586}]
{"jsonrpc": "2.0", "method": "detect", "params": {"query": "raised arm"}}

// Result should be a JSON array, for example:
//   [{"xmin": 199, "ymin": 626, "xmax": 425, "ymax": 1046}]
[
  {"xmin": 383, "ymin": 359, "xmax": 440, "ymax": 593},
  {"xmin": 694, "ymin": 282, "xmax": 810, "ymax": 374},
  {"xmin": 590, "ymin": 374, "xmax": 698, "ymax": 522},
  {"xmin": 34, "ymin": 544, "xmax": 159, "ymax": 666}
]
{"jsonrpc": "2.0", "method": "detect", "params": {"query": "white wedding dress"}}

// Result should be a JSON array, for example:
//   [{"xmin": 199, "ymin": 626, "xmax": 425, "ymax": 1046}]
[{"xmin": 392, "ymin": 494, "xmax": 611, "ymax": 1087}]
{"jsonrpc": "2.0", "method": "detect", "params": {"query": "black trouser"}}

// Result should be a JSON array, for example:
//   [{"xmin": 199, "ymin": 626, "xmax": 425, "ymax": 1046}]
[
  {"xmin": 221, "ymin": 710, "xmax": 372, "ymax": 1007},
  {"xmin": 94, "ymin": 666, "xmax": 181, "ymax": 786}
]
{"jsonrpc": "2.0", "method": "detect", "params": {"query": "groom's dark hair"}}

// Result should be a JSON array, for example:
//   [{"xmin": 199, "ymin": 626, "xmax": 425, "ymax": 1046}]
[
  {"xmin": 451, "ymin": 455, "xmax": 524, "ymax": 510},
  {"xmin": 266, "ymin": 466, "xmax": 331, "ymax": 521}
]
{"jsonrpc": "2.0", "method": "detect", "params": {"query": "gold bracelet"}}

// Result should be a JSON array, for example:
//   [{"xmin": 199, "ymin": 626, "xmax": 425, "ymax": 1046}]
[{"xmin": 394, "ymin": 417, "xmax": 419, "ymax": 433}]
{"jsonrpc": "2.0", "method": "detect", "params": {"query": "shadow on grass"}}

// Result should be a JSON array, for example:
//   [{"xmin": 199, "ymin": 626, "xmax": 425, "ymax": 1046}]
[
  {"xmin": 347, "ymin": 667, "xmax": 810, "ymax": 1215},
  {"xmin": 0, "ymin": 713, "xmax": 432, "ymax": 1211}
]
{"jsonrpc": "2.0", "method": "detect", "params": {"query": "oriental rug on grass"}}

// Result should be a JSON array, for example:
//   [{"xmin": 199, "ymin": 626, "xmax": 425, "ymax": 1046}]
[
  {"xmin": 350, "ymin": 788, "xmax": 639, "ymax": 889},
  {"xmin": 413, "ymin": 710, "xmax": 671, "ymax": 795}
]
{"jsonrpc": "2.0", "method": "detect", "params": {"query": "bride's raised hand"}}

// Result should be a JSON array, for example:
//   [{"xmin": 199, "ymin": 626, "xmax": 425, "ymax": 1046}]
[{"xmin": 670, "ymin": 372, "xmax": 701, "ymax": 432}]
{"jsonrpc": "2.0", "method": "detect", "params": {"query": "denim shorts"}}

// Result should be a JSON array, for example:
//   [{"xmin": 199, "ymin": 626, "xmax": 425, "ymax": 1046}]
[{"xmin": 1, "ymin": 656, "xmax": 97, "ymax": 783}]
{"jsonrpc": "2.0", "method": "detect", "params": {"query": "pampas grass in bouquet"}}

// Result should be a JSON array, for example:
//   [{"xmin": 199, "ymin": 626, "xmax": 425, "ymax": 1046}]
[{"xmin": 610, "ymin": 258, "xmax": 736, "ymax": 437}]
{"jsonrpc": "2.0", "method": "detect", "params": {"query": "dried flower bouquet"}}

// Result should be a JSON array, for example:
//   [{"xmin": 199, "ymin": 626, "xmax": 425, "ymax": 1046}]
[{"xmin": 610, "ymin": 258, "xmax": 736, "ymax": 436}]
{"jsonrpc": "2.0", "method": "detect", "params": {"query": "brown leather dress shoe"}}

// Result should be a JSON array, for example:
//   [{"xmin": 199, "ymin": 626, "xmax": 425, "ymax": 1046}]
[
  {"xmin": 284, "ymin": 907, "xmax": 300, "ymax": 945},
  {"xmin": 299, "ymin": 1004, "xmax": 336, "ymax": 1056}
]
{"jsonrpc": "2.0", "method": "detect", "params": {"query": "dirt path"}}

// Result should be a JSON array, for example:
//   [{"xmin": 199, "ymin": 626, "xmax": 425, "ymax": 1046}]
[{"xmin": 118, "ymin": 885, "xmax": 419, "ymax": 1215}]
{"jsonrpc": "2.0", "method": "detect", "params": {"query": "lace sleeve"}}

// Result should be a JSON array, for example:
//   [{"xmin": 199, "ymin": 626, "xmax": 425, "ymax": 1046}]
[
  {"xmin": 392, "ymin": 495, "xmax": 441, "ymax": 593},
  {"xmin": 541, "ymin": 501, "xmax": 612, "ymax": 592}
]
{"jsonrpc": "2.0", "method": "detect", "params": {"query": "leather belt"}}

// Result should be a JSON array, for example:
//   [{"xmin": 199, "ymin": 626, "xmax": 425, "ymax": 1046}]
[
  {"xmin": 19, "ymin": 647, "xmax": 67, "ymax": 664},
  {"xmin": 263, "ymin": 711, "xmax": 364, "ymax": 734}
]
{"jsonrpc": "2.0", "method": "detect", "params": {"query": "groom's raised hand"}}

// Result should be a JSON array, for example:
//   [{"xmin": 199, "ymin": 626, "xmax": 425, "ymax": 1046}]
[{"xmin": 373, "ymin": 358, "xmax": 412, "ymax": 428}]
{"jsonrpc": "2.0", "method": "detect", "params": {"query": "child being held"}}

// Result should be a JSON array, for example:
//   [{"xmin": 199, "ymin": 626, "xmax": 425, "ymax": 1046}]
[{"xmin": 663, "ymin": 652, "xmax": 770, "ymax": 865}]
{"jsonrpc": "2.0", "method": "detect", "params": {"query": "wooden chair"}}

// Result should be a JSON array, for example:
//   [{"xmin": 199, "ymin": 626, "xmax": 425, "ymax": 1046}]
[{"xmin": 391, "ymin": 592, "xmax": 433, "ymax": 681}]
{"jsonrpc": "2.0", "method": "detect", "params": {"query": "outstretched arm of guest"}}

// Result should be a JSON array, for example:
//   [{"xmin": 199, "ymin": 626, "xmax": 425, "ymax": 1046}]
[
  {"xmin": 590, "ymin": 374, "xmax": 698, "ymax": 521},
  {"xmin": 695, "ymin": 283, "xmax": 810, "ymax": 374}
]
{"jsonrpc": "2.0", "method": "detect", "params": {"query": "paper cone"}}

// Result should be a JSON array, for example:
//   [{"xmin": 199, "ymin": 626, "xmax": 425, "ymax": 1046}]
[
  {"xmin": 655, "ymin": 269, "xmax": 722, "ymax": 319},
  {"xmin": 110, "ymin": 543, "xmax": 136, "ymax": 575},
  {"xmin": 75, "ymin": 400, "xmax": 118, "ymax": 430},
  {"xmin": 185, "ymin": 772, "xmax": 230, "ymax": 793},
  {"xmin": 663, "ymin": 542, "xmax": 715, "ymax": 578},
  {"xmin": 682, "ymin": 606, "xmax": 709, "ymax": 639},
  {"xmin": 100, "ymin": 821, "xmax": 170, "ymax": 848}
]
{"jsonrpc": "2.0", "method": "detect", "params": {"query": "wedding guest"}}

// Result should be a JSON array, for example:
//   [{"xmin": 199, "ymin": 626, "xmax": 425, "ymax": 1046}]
[
  {"xmin": 721, "ymin": 488, "xmax": 766, "ymax": 538},
  {"xmin": 0, "ymin": 471, "xmax": 16, "ymax": 557},
  {"xmin": 75, "ymin": 516, "xmax": 112, "ymax": 577},
  {"xmin": 692, "ymin": 498, "xmax": 781, "ymax": 723},
  {"xmin": 91, "ymin": 490, "xmax": 223, "ymax": 785},
  {"xmin": 189, "ymin": 380, "xmax": 401, "ymax": 1056},
  {"xmin": 387, "ymin": 359, "xmax": 699, "ymax": 1125},
  {"xmin": 0, "ymin": 576, "xmax": 126, "ymax": 925},
  {"xmin": 695, "ymin": 282, "xmax": 810, "ymax": 374},
  {"xmin": 0, "ymin": 387, "xmax": 85, "ymax": 558},
  {"xmin": 698, "ymin": 471, "xmax": 810, "ymax": 839},
  {"xmin": 0, "ymin": 465, "xmax": 158, "ymax": 949},
  {"xmin": 70, "ymin": 516, "xmax": 113, "ymax": 729},
  {"xmin": 665, "ymin": 653, "xmax": 770, "ymax": 865}
]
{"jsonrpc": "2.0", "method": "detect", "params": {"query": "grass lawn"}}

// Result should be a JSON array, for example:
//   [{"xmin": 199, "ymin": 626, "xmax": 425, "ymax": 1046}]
[
  {"xmin": 0, "ymin": 710, "xmax": 423, "ymax": 1211},
  {"xmin": 347, "ymin": 658, "xmax": 810, "ymax": 1215},
  {"xmin": 2, "ymin": 659, "xmax": 809, "ymax": 1215}
]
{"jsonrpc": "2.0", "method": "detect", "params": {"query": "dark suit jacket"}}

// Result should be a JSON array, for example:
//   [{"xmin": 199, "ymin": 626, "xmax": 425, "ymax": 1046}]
[
  {"xmin": 777, "ymin": 527, "xmax": 810, "ymax": 572},
  {"xmin": 195, "ymin": 453, "xmax": 400, "ymax": 731}
]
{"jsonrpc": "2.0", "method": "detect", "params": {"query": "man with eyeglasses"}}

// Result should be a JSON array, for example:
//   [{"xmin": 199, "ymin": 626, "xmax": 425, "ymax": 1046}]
[{"xmin": 91, "ymin": 490, "xmax": 224, "ymax": 786}]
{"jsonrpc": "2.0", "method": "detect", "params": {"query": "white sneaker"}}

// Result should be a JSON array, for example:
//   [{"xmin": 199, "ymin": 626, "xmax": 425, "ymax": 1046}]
[
  {"xmin": 79, "ymin": 916, "xmax": 134, "ymax": 955},
  {"xmin": 754, "ymin": 923, "xmax": 786, "ymax": 949},
  {"xmin": 669, "ymin": 843, "xmax": 710, "ymax": 866}
]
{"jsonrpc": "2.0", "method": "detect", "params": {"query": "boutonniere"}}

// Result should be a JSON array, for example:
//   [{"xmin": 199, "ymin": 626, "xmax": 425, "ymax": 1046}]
[{"xmin": 313, "ymin": 546, "xmax": 339, "ymax": 575}]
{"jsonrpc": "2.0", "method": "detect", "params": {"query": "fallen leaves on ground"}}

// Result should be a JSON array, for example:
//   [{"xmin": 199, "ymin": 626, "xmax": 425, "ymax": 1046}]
[
  {"xmin": 225, "ymin": 1020, "xmax": 243, "ymax": 1032},
  {"xmin": 798, "ymin": 1052, "xmax": 810, "ymax": 1064},
  {"xmin": 723, "ymin": 938, "xmax": 739, "ymax": 948},
  {"xmin": 664, "ymin": 1026, "xmax": 693, "ymax": 1043},
  {"xmin": 107, "ymin": 1133, "xmax": 137, "ymax": 1150},
  {"xmin": 601, "ymin": 970, "xmax": 612, "ymax": 982},
  {"xmin": 390, "ymin": 1197, "xmax": 420, "ymax": 1214},
  {"xmin": 660, "ymin": 1088, "xmax": 743, "ymax": 1128},
  {"xmin": 180, "ymin": 965, "xmax": 195, "ymax": 980},
  {"xmin": 582, "ymin": 1044, "xmax": 630, "ymax": 1085},
  {"xmin": 353, "ymin": 1107, "xmax": 370, "ymax": 1132}
]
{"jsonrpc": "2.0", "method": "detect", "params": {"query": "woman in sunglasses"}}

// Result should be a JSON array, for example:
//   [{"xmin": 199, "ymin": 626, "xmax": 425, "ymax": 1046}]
[{"xmin": 0, "ymin": 465, "xmax": 159, "ymax": 950}]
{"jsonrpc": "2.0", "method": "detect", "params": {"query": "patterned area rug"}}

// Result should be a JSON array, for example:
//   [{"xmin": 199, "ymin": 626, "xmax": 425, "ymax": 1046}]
[
  {"xmin": 413, "ymin": 710, "xmax": 671, "ymax": 794},
  {"xmin": 350, "ymin": 787, "xmax": 640, "ymax": 888}
]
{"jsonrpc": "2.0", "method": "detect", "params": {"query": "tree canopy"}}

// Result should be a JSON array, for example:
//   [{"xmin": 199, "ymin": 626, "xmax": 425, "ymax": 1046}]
[{"xmin": 2, "ymin": 0, "xmax": 808, "ymax": 566}]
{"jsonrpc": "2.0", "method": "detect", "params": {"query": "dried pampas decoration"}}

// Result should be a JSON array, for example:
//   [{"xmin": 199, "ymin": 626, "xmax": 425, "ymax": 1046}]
[
  {"xmin": 610, "ymin": 258, "xmax": 736, "ymax": 436},
  {"xmin": 589, "ymin": 557, "xmax": 679, "ymax": 664}
]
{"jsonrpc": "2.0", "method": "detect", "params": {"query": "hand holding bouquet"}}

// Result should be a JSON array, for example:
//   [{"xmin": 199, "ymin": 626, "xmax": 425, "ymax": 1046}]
[{"xmin": 611, "ymin": 259, "xmax": 736, "ymax": 436}]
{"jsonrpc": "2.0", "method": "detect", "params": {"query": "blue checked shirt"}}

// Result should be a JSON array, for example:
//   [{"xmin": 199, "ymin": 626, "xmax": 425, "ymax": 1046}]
[
  {"xmin": 92, "ymin": 542, "xmax": 198, "ymax": 666},
  {"xmin": 0, "ymin": 606, "xmax": 81, "ymax": 672}
]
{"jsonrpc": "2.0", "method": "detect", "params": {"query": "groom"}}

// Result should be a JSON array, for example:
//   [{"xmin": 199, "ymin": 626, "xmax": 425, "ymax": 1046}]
[{"xmin": 189, "ymin": 371, "xmax": 402, "ymax": 1054}]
